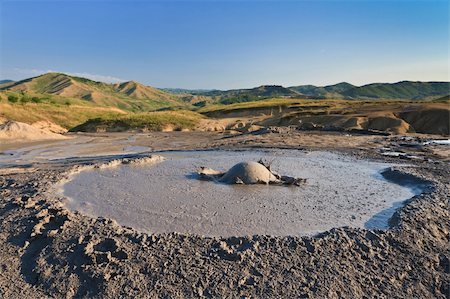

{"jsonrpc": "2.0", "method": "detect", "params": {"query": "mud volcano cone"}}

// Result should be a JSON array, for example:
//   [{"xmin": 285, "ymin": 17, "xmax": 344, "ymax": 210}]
[
  {"xmin": 198, "ymin": 161, "xmax": 306, "ymax": 186},
  {"xmin": 219, "ymin": 161, "xmax": 278, "ymax": 184}
]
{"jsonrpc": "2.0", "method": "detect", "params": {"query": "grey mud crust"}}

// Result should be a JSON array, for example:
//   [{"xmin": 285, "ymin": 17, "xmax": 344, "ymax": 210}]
[{"xmin": 0, "ymin": 146, "xmax": 449, "ymax": 298}]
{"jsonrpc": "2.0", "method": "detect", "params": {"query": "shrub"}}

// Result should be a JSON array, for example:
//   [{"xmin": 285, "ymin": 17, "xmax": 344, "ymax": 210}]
[
  {"xmin": 20, "ymin": 95, "xmax": 32, "ymax": 104},
  {"xmin": 7, "ymin": 94, "xmax": 18, "ymax": 103},
  {"xmin": 31, "ymin": 96, "xmax": 43, "ymax": 103}
]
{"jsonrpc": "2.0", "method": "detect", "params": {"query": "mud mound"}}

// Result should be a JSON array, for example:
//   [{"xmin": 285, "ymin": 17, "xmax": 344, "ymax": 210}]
[
  {"xmin": 202, "ymin": 101, "xmax": 450, "ymax": 136},
  {"xmin": 341, "ymin": 116, "xmax": 368, "ymax": 130},
  {"xmin": 266, "ymin": 113, "xmax": 413, "ymax": 134},
  {"xmin": 198, "ymin": 161, "xmax": 305, "ymax": 185},
  {"xmin": 0, "ymin": 121, "xmax": 67, "ymax": 141},
  {"xmin": 398, "ymin": 108, "xmax": 449, "ymax": 135},
  {"xmin": 31, "ymin": 121, "xmax": 67, "ymax": 134},
  {"xmin": 366, "ymin": 116, "xmax": 412, "ymax": 134},
  {"xmin": 221, "ymin": 161, "xmax": 278, "ymax": 184}
]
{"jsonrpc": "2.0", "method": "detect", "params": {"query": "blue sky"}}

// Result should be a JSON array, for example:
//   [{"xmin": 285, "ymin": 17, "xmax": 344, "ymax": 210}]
[{"xmin": 0, "ymin": 0, "xmax": 448, "ymax": 89}]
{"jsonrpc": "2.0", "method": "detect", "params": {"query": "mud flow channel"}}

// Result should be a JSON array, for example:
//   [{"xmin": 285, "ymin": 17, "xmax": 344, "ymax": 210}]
[{"xmin": 59, "ymin": 150, "xmax": 426, "ymax": 237}]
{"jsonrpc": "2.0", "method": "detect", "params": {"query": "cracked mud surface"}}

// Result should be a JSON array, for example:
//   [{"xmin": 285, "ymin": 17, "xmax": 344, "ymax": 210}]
[{"xmin": 0, "ymin": 131, "xmax": 449, "ymax": 298}]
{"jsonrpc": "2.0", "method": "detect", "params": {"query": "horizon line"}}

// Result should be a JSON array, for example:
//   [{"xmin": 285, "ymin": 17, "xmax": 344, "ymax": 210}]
[{"xmin": 2, "ymin": 71, "xmax": 449, "ymax": 91}]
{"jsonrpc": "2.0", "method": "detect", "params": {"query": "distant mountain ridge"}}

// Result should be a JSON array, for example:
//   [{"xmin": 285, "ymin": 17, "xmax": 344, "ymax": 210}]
[
  {"xmin": 189, "ymin": 85, "xmax": 300, "ymax": 104},
  {"xmin": 289, "ymin": 82, "xmax": 356, "ymax": 98},
  {"xmin": 1, "ymin": 73, "xmax": 448, "ymax": 110},
  {"xmin": 341, "ymin": 81, "xmax": 449, "ymax": 100},
  {"xmin": 191, "ymin": 81, "xmax": 449, "ymax": 103},
  {"xmin": 160, "ymin": 88, "xmax": 216, "ymax": 94},
  {"xmin": 0, "ymin": 80, "xmax": 14, "ymax": 85}
]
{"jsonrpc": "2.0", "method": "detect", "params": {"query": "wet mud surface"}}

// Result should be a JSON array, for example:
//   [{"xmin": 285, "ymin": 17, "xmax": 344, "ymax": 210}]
[
  {"xmin": 0, "ymin": 131, "xmax": 448, "ymax": 298},
  {"xmin": 60, "ymin": 150, "xmax": 423, "ymax": 237}
]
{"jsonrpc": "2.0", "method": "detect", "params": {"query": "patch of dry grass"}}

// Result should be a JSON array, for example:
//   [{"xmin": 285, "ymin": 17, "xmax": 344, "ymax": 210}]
[
  {"xmin": 196, "ymin": 98, "xmax": 433, "ymax": 114},
  {"xmin": 69, "ymin": 111, "xmax": 204, "ymax": 132},
  {"xmin": 0, "ymin": 102, "xmax": 125, "ymax": 129}
]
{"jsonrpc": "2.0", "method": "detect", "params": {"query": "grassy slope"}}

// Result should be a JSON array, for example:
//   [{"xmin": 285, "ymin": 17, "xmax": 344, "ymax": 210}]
[
  {"xmin": 288, "ymin": 82, "xmax": 355, "ymax": 98},
  {"xmin": 343, "ymin": 81, "xmax": 450, "ymax": 99},
  {"xmin": 2, "ymin": 92, "xmax": 448, "ymax": 134},
  {"xmin": 71, "ymin": 74, "xmax": 193, "ymax": 111},
  {"xmin": 194, "ymin": 85, "xmax": 301, "ymax": 105},
  {"xmin": 1, "ymin": 73, "xmax": 190, "ymax": 112},
  {"xmin": 73, "ymin": 77, "xmax": 186, "ymax": 110},
  {"xmin": 0, "ymin": 102, "xmax": 124, "ymax": 129},
  {"xmin": 0, "ymin": 90, "xmax": 124, "ymax": 128},
  {"xmin": 197, "ymin": 96, "xmax": 450, "ymax": 115},
  {"xmin": 69, "ymin": 111, "xmax": 204, "ymax": 132},
  {"xmin": 0, "ymin": 91, "xmax": 201, "ymax": 130},
  {"xmin": 0, "ymin": 74, "xmax": 197, "ymax": 130},
  {"xmin": 2, "ymin": 73, "xmax": 448, "ymax": 133},
  {"xmin": 197, "ymin": 98, "xmax": 354, "ymax": 113},
  {"xmin": 196, "ymin": 81, "xmax": 449, "ymax": 103}
]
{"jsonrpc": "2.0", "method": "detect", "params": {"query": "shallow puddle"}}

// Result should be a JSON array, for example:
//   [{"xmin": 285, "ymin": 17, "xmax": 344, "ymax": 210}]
[{"xmin": 60, "ymin": 150, "xmax": 425, "ymax": 237}]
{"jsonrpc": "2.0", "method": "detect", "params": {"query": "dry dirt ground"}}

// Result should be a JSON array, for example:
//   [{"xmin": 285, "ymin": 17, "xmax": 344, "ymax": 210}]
[{"xmin": 0, "ymin": 131, "xmax": 448, "ymax": 298}]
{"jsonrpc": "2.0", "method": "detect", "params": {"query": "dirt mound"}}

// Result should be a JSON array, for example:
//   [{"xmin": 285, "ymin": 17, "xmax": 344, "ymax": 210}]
[
  {"xmin": 198, "ymin": 161, "xmax": 305, "ymax": 185},
  {"xmin": 365, "ymin": 115, "xmax": 412, "ymax": 134},
  {"xmin": 0, "ymin": 121, "xmax": 67, "ymax": 141},
  {"xmin": 398, "ymin": 108, "xmax": 449, "ymax": 135},
  {"xmin": 197, "ymin": 118, "xmax": 233, "ymax": 132},
  {"xmin": 221, "ymin": 161, "xmax": 279, "ymax": 184},
  {"xmin": 31, "ymin": 121, "xmax": 67, "ymax": 134},
  {"xmin": 201, "ymin": 101, "xmax": 450, "ymax": 136},
  {"xmin": 341, "ymin": 117, "xmax": 368, "ymax": 130},
  {"xmin": 265, "ymin": 113, "xmax": 413, "ymax": 134}
]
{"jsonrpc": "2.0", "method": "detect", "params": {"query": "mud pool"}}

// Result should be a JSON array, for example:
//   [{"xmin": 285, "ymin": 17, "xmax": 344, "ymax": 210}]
[{"xmin": 59, "ymin": 150, "xmax": 425, "ymax": 237}]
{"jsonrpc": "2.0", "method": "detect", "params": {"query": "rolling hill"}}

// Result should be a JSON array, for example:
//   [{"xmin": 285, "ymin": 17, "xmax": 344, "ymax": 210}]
[
  {"xmin": 4, "ymin": 74, "xmax": 446, "ymax": 108},
  {"xmin": 187, "ymin": 81, "xmax": 449, "ymax": 103},
  {"xmin": 289, "ymin": 81, "xmax": 449, "ymax": 100},
  {"xmin": 192, "ymin": 85, "xmax": 301, "ymax": 105},
  {"xmin": 342, "ymin": 81, "xmax": 450, "ymax": 100},
  {"xmin": 0, "ymin": 80, "xmax": 14, "ymax": 85},
  {"xmin": 113, "ymin": 80, "xmax": 173, "ymax": 100},
  {"xmin": 0, "ymin": 72, "xmax": 186, "ymax": 111},
  {"xmin": 289, "ymin": 82, "xmax": 355, "ymax": 98},
  {"xmin": 0, "ymin": 73, "xmax": 448, "ymax": 135}
]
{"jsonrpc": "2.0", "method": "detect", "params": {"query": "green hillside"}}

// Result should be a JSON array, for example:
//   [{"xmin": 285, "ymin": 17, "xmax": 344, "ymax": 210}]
[
  {"xmin": 289, "ymin": 82, "xmax": 355, "ymax": 98},
  {"xmin": 342, "ymin": 81, "xmax": 449, "ymax": 99},
  {"xmin": 289, "ymin": 81, "xmax": 449, "ymax": 100},
  {"xmin": 192, "ymin": 85, "xmax": 301, "ymax": 105},
  {"xmin": 1, "ymin": 73, "xmax": 449, "ymax": 132},
  {"xmin": 191, "ymin": 81, "xmax": 449, "ymax": 103},
  {"xmin": 0, "ymin": 72, "xmax": 188, "ymax": 112}
]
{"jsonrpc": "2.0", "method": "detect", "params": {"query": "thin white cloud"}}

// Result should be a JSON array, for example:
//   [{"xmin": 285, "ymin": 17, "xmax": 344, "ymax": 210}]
[
  {"xmin": 11, "ymin": 68, "xmax": 125, "ymax": 83},
  {"xmin": 65, "ymin": 72, "xmax": 125, "ymax": 83}
]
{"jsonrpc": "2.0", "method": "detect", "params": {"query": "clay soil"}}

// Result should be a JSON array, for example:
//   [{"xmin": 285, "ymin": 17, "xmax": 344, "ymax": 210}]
[{"xmin": 0, "ymin": 131, "xmax": 448, "ymax": 298}]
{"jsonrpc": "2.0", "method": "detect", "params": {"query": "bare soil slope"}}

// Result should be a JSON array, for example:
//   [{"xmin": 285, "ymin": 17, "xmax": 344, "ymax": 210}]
[
  {"xmin": 0, "ymin": 121, "xmax": 67, "ymax": 141},
  {"xmin": 201, "ymin": 101, "xmax": 450, "ymax": 135}
]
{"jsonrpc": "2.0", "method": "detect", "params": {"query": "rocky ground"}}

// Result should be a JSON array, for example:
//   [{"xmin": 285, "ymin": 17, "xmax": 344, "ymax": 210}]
[{"xmin": 0, "ymin": 131, "xmax": 448, "ymax": 298}]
